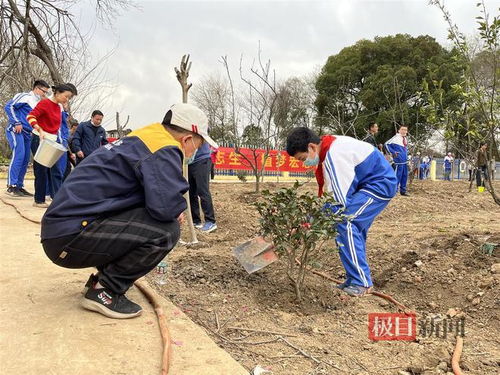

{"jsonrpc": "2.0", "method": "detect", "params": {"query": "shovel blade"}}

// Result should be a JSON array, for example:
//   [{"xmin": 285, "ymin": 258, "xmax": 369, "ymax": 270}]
[{"xmin": 233, "ymin": 237, "xmax": 278, "ymax": 274}]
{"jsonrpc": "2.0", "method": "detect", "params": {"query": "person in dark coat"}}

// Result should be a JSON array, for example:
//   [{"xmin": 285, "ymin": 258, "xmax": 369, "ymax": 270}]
[
  {"xmin": 72, "ymin": 110, "xmax": 108, "ymax": 164},
  {"xmin": 362, "ymin": 122, "xmax": 378, "ymax": 148}
]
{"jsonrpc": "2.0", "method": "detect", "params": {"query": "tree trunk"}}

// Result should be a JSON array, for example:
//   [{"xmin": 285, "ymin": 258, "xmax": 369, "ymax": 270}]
[{"xmin": 175, "ymin": 55, "xmax": 198, "ymax": 243}]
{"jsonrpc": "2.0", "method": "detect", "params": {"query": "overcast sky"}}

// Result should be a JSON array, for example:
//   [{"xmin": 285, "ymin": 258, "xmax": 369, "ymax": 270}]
[{"xmin": 76, "ymin": 0, "xmax": 500, "ymax": 129}]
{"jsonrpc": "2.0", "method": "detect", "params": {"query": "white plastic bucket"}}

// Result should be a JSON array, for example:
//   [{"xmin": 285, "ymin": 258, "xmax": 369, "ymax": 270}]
[{"xmin": 34, "ymin": 138, "xmax": 67, "ymax": 168}]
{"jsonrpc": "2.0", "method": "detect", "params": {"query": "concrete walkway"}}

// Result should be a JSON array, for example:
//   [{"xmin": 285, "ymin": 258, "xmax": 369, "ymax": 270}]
[{"xmin": 0, "ymin": 194, "xmax": 248, "ymax": 375}]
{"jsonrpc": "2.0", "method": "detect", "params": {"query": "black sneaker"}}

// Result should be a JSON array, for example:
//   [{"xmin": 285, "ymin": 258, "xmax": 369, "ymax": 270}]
[
  {"xmin": 18, "ymin": 187, "xmax": 34, "ymax": 197},
  {"xmin": 82, "ymin": 285, "xmax": 143, "ymax": 319},
  {"xmin": 81, "ymin": 273, "xmax": 99, "ymax": 295},
  {"xmin": 5, "ymin": 186, "xmax": 23, "ymax": 198},
  {"xmin": 401, "ymin": 192, "xmax": 410, "ymax": 196}
]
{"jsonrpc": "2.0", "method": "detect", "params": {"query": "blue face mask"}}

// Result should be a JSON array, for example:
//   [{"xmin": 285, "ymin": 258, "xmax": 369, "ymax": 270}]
[
  {"xmin": 185, "ymin": 149, "xmax": 198, "ymax": 165},
  {"xmin": 304, "ymin": 154, "xmax": 319, "ymax": 167},
  {"xmin": 185, "ymin": 138, "xmax": 198, "ymax": 165}
]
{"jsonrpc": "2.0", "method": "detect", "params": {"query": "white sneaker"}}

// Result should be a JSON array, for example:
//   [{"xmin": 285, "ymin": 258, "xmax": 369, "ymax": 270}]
[
  {"xmin": 201, "ymin": 222, "xmax": 217, "ymax": 233},
  {"xmin": 33, "ymin": 202, "xmax": 49, "ymax": 208}
]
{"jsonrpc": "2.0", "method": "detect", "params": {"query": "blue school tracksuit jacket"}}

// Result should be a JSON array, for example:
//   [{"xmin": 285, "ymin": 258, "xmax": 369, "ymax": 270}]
[
  {"xmin": 385, "ymin": 133, "xmax": 408, "ymax": 194},
  {"xmin": 323, "ymin": 136, "xmax": 397, "ymax": 288},
  {"xmin": 4, "ymin": 91, "xmax": 42, "ymax": 188}
]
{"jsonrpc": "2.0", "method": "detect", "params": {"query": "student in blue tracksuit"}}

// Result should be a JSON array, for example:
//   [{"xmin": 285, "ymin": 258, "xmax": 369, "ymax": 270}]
[
  {"xmin": 385, "ymin": 125, "xmax": 410, "ymax": 196},
  {"xmin": 286, "ymin": 127, "xmax": 397, "ymax": 297},
  {"xmin": 443, "ymin": 152, "xmax": 453, "ymax": 181},
  {"xmin": 3, "ymin": 80, "xmax": 50, "ymax": 197}
]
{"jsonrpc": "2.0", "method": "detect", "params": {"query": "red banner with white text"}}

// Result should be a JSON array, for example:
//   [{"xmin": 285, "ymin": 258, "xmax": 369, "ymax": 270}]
[{"xmin": 214, "ymin": 147, "xmax": 314, "ymax": 172}]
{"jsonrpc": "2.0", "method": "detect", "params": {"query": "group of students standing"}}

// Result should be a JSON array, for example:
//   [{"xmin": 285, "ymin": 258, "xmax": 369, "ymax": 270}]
[
  {"xmin": 362, "ymin": 122, "xmax": 492, "ymax": 190},
  {"xmin": 4, "ymin": 80, "xmax": 113, "ymax": 206}
]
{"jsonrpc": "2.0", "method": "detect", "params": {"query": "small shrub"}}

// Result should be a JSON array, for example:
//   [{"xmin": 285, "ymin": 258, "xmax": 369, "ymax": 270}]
[
  {"xmin": 254, "ymin": 182, "xmax": 345, "ymax": 301},
  {"xmin": 237, "ymin": 170, "xmax": 248, "ymax": 182}
]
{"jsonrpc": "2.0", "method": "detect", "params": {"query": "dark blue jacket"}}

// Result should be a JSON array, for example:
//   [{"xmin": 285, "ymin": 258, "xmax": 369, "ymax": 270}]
[
  {"xmin": 191, "ymin": 142, "xmax": 210, "ymax": 164},
  {"xmin": 41, "ymin": 123, "xmax": 189, "ymax": 240},
  {"xmin": 72, "ymin": 120, "xmax": 108, "ymax": 157}
]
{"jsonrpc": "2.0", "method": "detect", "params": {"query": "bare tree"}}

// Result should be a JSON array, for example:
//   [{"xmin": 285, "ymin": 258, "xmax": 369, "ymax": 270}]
[
  {"xmin": 174, "ymin": 54, "xmax": 200, "ymax": 245},
  {"xmin": 219, "ymin": 44, "xmax": 281, "ymax": 193},
  {"xmin": 115, "ymin": 111, "xmax": 130, "ymax": 138},
  {"xmin": 191, "ymin": 74, "xmax": 235, "ymax": 143},
  {"xmin": 0, "ymin": 0, "xmax": 133, "ymax": 156}
]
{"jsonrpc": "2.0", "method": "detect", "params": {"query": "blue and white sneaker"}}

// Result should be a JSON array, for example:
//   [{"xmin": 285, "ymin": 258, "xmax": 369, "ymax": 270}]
[
  {"xmin": 201, "ymin": 222, "xmax": 217, "ymax": 233},
  {"xmin": 194, "ymin": 222, "xmax": 203, "ymax": 229}
]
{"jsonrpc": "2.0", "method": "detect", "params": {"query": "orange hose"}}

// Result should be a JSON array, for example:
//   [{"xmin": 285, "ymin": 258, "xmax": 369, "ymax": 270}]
[
  {"xmin": 0, "ymin": 197, "xmax": 42, "ymax": 224},
  {"xmin": 451, "ymin": 336, "xmax": 464, "ymax": 375},
  {"xmin": 135, "ymin": 279, "xmax": 172, "ymax": 375}
]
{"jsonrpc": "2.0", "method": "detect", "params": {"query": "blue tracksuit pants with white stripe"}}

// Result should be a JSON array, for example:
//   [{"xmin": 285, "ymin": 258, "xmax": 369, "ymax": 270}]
[
  {"xmin": 336, "ymin": 191, "xmax": 389, "ymax": 288},
  {"xmin": 6, "ymin": 129, "xmax": 31, "ymax": 188},
  {"xmin": 394, "ymin": 163, "xmax": 408, "ymax": 194}
]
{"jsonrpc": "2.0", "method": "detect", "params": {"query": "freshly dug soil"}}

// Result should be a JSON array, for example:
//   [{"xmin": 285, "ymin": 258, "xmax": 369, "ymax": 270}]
[{"xmin": 149, "ymin": 180, "xmax": 500, "ymax": 375}]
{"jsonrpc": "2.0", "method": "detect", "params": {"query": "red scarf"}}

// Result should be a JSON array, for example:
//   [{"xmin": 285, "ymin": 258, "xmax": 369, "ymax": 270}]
[{"xmin": 315, "ymin": 135, "xmax": 336, "ymax": 197}]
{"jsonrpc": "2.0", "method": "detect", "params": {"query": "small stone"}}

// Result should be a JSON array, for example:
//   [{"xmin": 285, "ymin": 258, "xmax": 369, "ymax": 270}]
[
  {"xmin": 379, "ymin": 299, "xmax": 389, "ymax": 307},
  {"xmin": 401, "ymin": 267, "xmax": 407, "ymax": 272},
  {"xmin": 429, "ymin": 302, "xmax": 438, "ymax": 309},
  {"xmin": 477, "ymin": 291, "xmax": 485, "ymax": 297},
  {"xmin": 312, "ymin": 327, "xmax": 321, "ymax": 334},
  {"xmin": 466, "ymin": 294, "xmax": 475, "ymax": 302},
  {"xmin": 479, "ymin": 277, "xmax": 494, "ymax": 288},
  {"xmin": 472, "ymin": 297, "xmax": 481, "ymax": 306},
  {"xmin": 398, "ymin": 371, "xmax": 412, "ymax": 375},
  {"xmin": 491, "ymin": 263, "xmax": 500, "ymax": 274},
  {"xmin": 436, "ymin": 361, "xmax": 448, "ymax": 371},
  {"xmin": 415, "ymin": 260, "xmax": 423, "ymax": 267},
  {"xmin": 446, "ymin": 308, "xmax": 459, "ymax": 317},
  {"xmin": 447, "ymin": 268, "xmax": 456, "ymax": 275},
  {"xmin": 414, "ymin": 276, "xmax": 423, "ymax": 283}
]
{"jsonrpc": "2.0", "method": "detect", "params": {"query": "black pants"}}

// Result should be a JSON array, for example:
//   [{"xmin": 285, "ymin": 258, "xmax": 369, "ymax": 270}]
[
  {"xmin": 42, "ymin": 207, "xmax": 180, "ymax": 294},
  {"xmin": 31, "ymin": 134, "xmax": 63, "ymax": 203},
  {"xmin": 188, "ymin": 158, "xmax": 216, "ymax": 224},
  {"xmin": 476, "ymin": 165, "xmax": 488, "ymax": 187}
]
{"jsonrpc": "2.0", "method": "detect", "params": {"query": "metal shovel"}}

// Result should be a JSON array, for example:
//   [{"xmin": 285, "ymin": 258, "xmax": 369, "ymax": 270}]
[{"xmin": 233, "ymin": 237, "xmax": 278, "ymax": 274}]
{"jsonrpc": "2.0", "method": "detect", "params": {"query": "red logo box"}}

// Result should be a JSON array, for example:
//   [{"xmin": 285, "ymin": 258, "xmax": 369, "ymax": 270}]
[{"xmin": 368, "ymin": 313, "xmax": 417, "ymax": 341}]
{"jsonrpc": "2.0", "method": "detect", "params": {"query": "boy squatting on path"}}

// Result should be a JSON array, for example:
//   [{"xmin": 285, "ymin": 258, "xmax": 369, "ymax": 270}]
[
  {"xmin": 286, "ymin": 128, "xmax": 397, "ymax": 297},
  {"xmin": 41, "ymin": 103, "xmax": 218, "ymax": 319}
]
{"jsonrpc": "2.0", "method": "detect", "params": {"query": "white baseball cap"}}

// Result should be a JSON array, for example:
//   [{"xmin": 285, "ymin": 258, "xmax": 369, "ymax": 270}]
[{"xmin": 165, "ymin": 103, "xmax": 218, "ymax": 148}]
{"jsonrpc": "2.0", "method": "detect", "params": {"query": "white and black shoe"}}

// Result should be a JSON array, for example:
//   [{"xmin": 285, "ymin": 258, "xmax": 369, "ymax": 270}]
[
  {"xmin": 5, "ymin": 186, "xmax": 23, "ymax": 198},
  {"xmin": 18, "ymin": 187, "xmax": 34, "ymax": 197},
  {"xmin": 82, "ymin": 284, "xmax": 142, "ymax": 319}
]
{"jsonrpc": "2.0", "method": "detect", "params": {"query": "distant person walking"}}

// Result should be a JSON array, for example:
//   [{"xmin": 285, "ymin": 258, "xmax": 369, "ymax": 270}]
[
  {"xmin": 72, "ymin": 110, "xmax": 108, "ymax": 164},
  {"xmin": 27, "ymin": 84, "xmax": 77, "ymax": 207},
  {"xmin": 476, "ymin": 143, "xmax": 489, "ymax": 188},
  {"xmin": 443, "ymin": 152, "xmax": 454, "ymax": 181},
  {"xmin": 385, "ymin": 125, "xmax": 409, "ymax": 196},
  {"xmin": 188, "ymin": 142, "xmax": 217, "ymax": 233},
  {"xmin": 4, "ymin": 80, "xmax": 50, "ymax": 197},
  {"xmin": 362, "ymin": 122, "xmax": 378, "ymax": 148}
]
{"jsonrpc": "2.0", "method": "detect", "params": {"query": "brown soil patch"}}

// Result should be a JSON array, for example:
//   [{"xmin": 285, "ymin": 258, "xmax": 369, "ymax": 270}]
[{"xmin": 149, "ymin": 180, "xmax": 500, "ymax": 375}]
